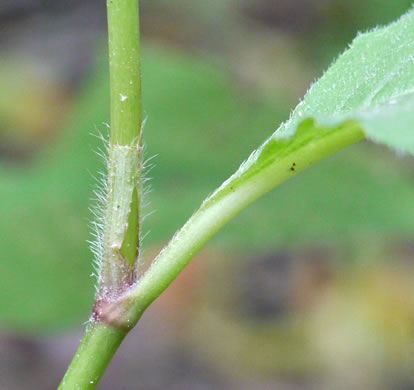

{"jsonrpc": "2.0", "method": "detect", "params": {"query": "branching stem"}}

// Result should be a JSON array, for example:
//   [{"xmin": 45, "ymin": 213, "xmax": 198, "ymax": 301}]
[
  {"xmin": 99, "ymin": 123, "xmax": 365, "ymax": 329},
  {"xmin": 58, "ymin": 0, "xmax": 368, "ymax": 387}
]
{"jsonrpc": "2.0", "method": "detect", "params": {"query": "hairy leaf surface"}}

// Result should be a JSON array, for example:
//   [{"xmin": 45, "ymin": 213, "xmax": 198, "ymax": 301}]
[{"xmin": 209, "ymin": 8, "xmax": 414, "ymax": 204}]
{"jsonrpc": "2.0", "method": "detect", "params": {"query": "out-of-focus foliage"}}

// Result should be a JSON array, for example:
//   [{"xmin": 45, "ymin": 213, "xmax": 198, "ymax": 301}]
[
  {"xmin": 164, "ymin": 249, "xmax": 414, "ymax": 389},
  {"xmin": 0, "ymin": 60, "xmax": 69, "ymax": 159}
]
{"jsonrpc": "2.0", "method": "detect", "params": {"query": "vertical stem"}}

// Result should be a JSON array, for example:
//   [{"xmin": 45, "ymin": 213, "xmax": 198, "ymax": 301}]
[
  {"xmin": 107, "ymin": 0, "xmax": 142, "ymax": 265},
  {"xmin": 108, "ymin": 0, "xmax": 142, "ymax": 146},
  {"xmin": 58, "ymin": 0, "xmax": 142, "ymax": 387},
  {"xmin": 97, "ymin": 0, "xmax": 142, "ymax": 297}
]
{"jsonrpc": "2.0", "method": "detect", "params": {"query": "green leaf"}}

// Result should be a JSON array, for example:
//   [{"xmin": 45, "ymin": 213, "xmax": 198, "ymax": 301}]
[
  {"xmin": 209, "ymin": 7, "xmax": 414, "ymax": 204},
  {"xmin": 327, "ymin": 92, "xmax": 414, "ymax": 154}
]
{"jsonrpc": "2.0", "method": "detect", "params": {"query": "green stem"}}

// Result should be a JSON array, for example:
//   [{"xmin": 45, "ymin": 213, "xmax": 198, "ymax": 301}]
[
  {"xmin": 58, "ymin": 0, "xmax": 141, "ymax": 387},
  {"xmin": 108, "ymin": 0, "xmax": 142, "ymax": 266},
  {"xmin": 58, "ymin": 324, "xmax": 127, "ymax": 390},
  {"xmin": 108, "ymin": 0, "xmax": 142, "ymax": 146},
  {"xmin": 97, "ymin": 0, "xmax": 142, "ymax": 295}
]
